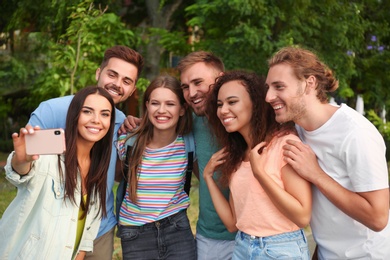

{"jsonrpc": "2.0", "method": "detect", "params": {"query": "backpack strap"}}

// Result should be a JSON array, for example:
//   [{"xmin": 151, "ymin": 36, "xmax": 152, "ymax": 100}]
[
  {"xmin": 183, "ymin": 132, "xmax": 196, "ymax": 195},
  {"xmin": 115, "ymin": 134, "xmax": 137, "ymax": 223}
]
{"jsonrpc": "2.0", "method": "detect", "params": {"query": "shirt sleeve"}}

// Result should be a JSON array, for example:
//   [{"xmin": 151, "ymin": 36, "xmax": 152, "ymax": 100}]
[
  {"xmin": 4, "ymin": 152, "xmax": 36, "ymax": 187},
  {"xmin": 28, "ymin": 97, "xmax": 72, "ymax": 129}
]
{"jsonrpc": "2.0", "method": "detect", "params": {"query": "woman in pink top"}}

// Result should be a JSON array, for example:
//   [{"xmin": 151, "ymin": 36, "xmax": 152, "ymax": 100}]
[{"xmin": 204, "ymin": 70, "xmax": 312, "ymax": 259}]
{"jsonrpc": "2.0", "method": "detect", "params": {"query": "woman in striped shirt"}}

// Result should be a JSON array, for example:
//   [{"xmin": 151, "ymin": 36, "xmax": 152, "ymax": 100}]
[{"xmin": 116, "ymin": 75, "xmax": 196, "ymax": 259}]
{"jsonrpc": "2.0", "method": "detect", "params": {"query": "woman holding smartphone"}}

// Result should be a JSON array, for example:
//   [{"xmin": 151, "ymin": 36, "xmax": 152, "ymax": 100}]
[
  {"xmin": 204, "ymin": 71, "xmax": 312, "ymax": 259},
  {"xmin": 0, "ymin": 86, "xmax": 115, "ymax": 260},
  {"xmin": 116, "ymin": 75, "xmax": 196, "ymax": 260}
]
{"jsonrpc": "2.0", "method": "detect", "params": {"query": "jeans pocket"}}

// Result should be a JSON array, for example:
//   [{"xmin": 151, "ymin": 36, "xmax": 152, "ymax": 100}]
[
  {"xmin": 172, "ymin": 213, "xmax": 191, "ymax": 231},
  {"xmin": 119, "ymin": 228, "xmax": 140, "ymax": 242},
  {"xmin": 264, "ymin": 240, "xmax": 306, "ymax": 259}
]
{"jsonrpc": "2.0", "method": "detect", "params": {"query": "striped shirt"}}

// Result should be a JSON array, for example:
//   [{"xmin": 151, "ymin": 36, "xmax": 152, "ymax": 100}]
[{"xmin": 119, "ymin": 135, "xmax": 190, "ymax": 226}]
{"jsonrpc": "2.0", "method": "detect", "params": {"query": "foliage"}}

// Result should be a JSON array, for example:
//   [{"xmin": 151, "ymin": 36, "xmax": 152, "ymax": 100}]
[
  {"xmin": 184, "ymin": 0, "xmax": 390, "ymax": 141},
  {"xmin": 366, "ymin": 110, "xmax": 390, "ymax": 142},
  {"xmin": 366, "ymin": 109, "xmax": 390, "ymax": 166},
  {"xmin": 135, "ymin": 78, "xmax": 151, "ymax": 94},
  {"xmin": 29, "ymin": 0, "xmax": 141, "ymax": 106},
  {"xmin": 149, "ymin": 28, "xmax": 191, "ymax": 56},
  {"xmin": 0, "ymin": 0, "xmax": 143, "ymax": 142},
  {"xmin": 1, "ymin": 0, "xmax": 390, "ymax": 143},
  {"xmin": 4, "ymin": 0, "xmax": 79, "ymax": 40}
]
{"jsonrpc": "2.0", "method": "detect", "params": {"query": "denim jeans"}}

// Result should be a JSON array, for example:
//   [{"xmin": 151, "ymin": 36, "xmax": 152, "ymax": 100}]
[
  {"xmin": 118, "ymin": 210, "xmax": 196, "ymax": 260},
  {"xmin": 196, "ymin": 233, "xmax": 235, "ymax": 260},
  {"xmin": 232, "ymin": 229, "xmax": 310, "ymax": 260}
]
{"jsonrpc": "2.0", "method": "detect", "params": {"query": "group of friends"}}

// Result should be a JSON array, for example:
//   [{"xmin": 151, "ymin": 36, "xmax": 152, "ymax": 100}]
[{"xmin": 0, "ymin": 45, "xmax": 389, "ymax": 260}]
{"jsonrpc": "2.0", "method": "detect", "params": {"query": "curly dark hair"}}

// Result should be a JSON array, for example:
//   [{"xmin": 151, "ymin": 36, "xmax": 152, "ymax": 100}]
[{"xmin": 206, "ymin": 70, "xmax": 295, "ymax": 186}]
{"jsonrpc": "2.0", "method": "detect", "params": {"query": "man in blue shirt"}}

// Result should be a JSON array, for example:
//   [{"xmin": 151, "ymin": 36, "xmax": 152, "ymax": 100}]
[{"xmin": 28, "ymin": 45, "xmax": 144, "ymax": 260}]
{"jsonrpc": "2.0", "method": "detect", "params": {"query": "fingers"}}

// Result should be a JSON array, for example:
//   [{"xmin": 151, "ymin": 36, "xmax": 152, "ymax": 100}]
[
  {"xmin": 118, "ymin": 125, "xmax": 126, "ymax": 135},
  {"xmin": 282, "ymin": 139, "xmax": 311, "ymax": 164},
  {"xmin": 211, "ymin": 149, "xmax": 227, "ymax": 163},
  {"xmin": 251, "ymin": 142, "xmax": 268, "ymax": 156},
  {"xmin": 207, "ymin": 148, "xmax": 227, "ymax": 169},
  {"xmin": 204, "ymin": 153, "xmax": 226, "ymax": 180},
  {"xmin": 133, "ymin": 117, "xmax": 141, "ymax": 125},
  {"xmin": 285, "ymin": 139, "xmax": 304, "ymax": 149},
  {"xmin": 121, "ymin": 116, "xmax": 141, "ymax": 133},
  {"xmin": 127, "ymin": 115, "xmax": 141, "ymax": 128},
  {"xmin": 252, "ymin": 142, "xmax": 266, "ymax": 151},
  {"xmin": 11, "ymin": 132, "xmax": 20, "ymax": 141},
  {"xmin": 24, "ymin": 124, "xmax": 36, "ymax": 134}
]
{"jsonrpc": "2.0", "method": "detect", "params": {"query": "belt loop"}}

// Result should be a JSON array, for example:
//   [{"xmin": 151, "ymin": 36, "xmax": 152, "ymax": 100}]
[
  {"xmin": 300, "ymin": 229, "xmax": 307, "ymax": 243},
  {"xmin": 168, "ymin": 209, "xmax": 184, "ymax": 224},
  {"xmin": 259, "ymin": 236, "xmax": 264, "ymax": 248}
]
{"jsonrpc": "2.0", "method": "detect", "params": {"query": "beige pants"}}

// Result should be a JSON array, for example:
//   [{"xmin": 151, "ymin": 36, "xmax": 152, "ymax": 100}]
[{"xmin": 85, "ymin": 226, "xmax": 115, "ymax": 260}]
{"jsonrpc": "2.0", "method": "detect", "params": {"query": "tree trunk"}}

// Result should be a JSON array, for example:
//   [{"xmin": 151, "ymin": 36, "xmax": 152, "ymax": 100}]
[{"xmin": 144, "ymin": 0, "xmax": 182, "ymax": 81}]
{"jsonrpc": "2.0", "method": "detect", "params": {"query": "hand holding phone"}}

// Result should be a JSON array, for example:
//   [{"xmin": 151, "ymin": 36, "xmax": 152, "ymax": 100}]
[{"xmin": 25, "ymin": 128, "xmax": 66, "ymax": 155}]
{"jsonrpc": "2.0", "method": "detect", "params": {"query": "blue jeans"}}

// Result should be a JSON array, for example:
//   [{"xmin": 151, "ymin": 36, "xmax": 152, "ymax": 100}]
[
  {"xmin": 196, "ymin": 233, "xmax": 235, "ymax": 260},
  {"xmin": 233, "ymin": 229, "xmax": 310, "ymax": 260},
  {"xmin": 118, "ymin": 210, "xmax": 196, "ymax": 260}
]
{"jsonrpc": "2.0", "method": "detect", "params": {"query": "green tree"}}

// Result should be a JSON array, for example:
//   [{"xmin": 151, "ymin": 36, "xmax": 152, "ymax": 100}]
[
  {"xmin": 0, "ymin": 0, "xmax": 141, "ymax": 149},
  {"xmin": 184, "ymin": 0, "xmax": 389, "ymax": 113},
  {"xmin": 185, "ymin": 1, "xmax": 358, "ymax": 91},
  {"xmin": 118, "ymin": 0, "xmax": 195, "ymax": 80},
  {"xmin": 28, "ymin": 0, "xmax": 140, "ymax": 105}
]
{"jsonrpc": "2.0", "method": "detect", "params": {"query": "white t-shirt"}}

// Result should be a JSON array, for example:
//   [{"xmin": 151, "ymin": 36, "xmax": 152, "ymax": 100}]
[{"xmin": 296, "ymin": 104, "xmax": 390, "ymax": 259}]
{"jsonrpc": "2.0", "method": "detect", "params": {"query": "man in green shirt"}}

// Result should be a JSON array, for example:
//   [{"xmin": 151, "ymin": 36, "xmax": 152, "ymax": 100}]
[{"xmin": 178, "ymin": 51, "xmax": 236, "ymax": 259}]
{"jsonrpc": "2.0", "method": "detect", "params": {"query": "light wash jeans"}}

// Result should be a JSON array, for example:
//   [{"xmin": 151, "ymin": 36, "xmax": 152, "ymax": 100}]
[
  {"xmin": 196, "ymin": 233, "xmax": 235, "ymax": 260},
  {"xmin": 233, "ymin": 229, "xmax": 310, "ymax": 260},
  {"xmin": 118, "ymin": 210, "xmax": 196, "ymax": 260}
]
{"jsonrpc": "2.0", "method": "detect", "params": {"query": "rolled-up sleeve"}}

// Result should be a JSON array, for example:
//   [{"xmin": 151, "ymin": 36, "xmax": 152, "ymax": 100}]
[{"xmin": 5, "ymin": 152, "xmax": 35, "ymax": 186}]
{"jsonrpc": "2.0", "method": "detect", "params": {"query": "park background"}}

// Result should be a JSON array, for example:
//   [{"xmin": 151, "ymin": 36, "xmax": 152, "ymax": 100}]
[{"xmin": 1, "ymin": 0, "xmax": 390, "ymax": 258}]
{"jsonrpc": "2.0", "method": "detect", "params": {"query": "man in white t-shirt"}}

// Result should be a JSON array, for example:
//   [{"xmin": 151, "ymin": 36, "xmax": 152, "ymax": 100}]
[{"xmin": 265, "ymin": 46, "xmax": 390, "ymax": 259}]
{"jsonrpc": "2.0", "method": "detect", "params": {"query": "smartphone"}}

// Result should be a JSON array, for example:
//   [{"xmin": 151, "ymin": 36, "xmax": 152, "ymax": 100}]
[{"xmin": 25, "ymin": 128, "xmax": 66, "ymax": 155}]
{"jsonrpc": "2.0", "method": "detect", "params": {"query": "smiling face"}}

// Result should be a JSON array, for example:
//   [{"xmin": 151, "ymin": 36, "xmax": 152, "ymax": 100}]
[
  {"xmin": 77, "ymin": 94, "xmax": 112, "ymax": 144},
  {"xmin": 180, "ymin": 62, "xmax": 221, "ymax": 116},
  {"xmin": 146, "ymin": 87, "xmax": 185, "ymax": 133},
  {"xmin": 265, "ymin": 63, "xmax": 307, "ymax": 124},
  {"xmin": 95, "ymin": 57, "xmax": 138, "ymax": 104},
  {"xmin": 217, "ymin": 80, "xmax": 253, "ymax": 139}
]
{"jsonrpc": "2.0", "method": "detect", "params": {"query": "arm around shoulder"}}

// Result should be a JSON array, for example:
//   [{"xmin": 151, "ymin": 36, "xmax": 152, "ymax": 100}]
[{"xmin": 29, "ymin": 96, "xmax": 72, "ymax": 128}]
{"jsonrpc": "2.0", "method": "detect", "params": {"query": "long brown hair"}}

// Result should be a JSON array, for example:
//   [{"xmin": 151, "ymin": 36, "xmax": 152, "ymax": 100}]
[
  {"xmin": 125, "ymin": 75, "xmax": 192, "ymax": 202},
  {"xmin": 206, "ymin": 70, "xmax": 295, "ymax": 186},
  {"xmin": 64, "ymin": 86, "xmax": 115, "ymax": 218}
]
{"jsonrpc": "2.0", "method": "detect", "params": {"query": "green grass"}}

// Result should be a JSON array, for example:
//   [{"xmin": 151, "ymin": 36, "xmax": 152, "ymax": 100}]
[{"xmin": 0, "ymin": 152, "xmax": 17, "ymax": 216}]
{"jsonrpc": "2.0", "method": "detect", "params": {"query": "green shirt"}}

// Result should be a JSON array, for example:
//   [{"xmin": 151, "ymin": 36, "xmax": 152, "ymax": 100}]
[{"xmin": 193, "ymin": 115, "xmax": 236, "ymax": 240}]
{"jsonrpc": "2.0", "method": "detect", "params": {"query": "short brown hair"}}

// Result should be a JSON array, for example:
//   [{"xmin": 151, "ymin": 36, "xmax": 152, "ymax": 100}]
[
  {"xmin": 100, "ymin": 45, "xmax": 144, "ymax": 81},
  {"xmin": 177, "ymin": 51, "xmax": 224, "ymax": 74}
]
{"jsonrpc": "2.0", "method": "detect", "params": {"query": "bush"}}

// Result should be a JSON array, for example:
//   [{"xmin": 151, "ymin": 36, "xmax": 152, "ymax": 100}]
[{"xmin": 0, "ymin": 140, "xmax": 13, "ymax": 153}]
